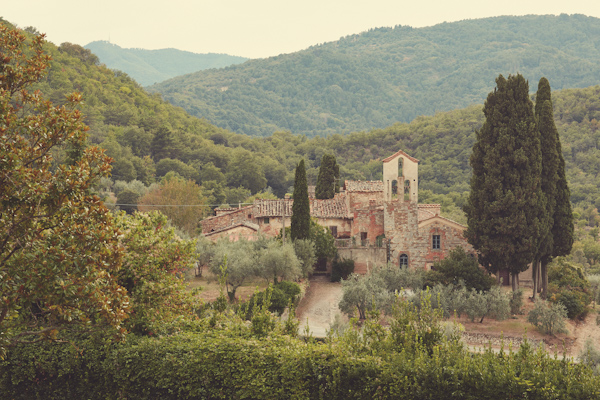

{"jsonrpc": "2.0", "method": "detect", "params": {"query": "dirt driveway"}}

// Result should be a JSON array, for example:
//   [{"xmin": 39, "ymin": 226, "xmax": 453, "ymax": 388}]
[
  {"xmin": 296, "ymin": 275, "xmax": 345, "ymax": 337},
  {"xmin": 295, "ymin": 278, "xmax": 600, "ymax": 358}
]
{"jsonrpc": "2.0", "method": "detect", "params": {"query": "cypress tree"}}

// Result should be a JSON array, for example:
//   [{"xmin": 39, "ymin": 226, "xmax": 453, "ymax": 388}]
[
  {"xmin": 534, "ymin": 78, "xmax": 574, "ymax": 297},
  {"xmin": 464, "ymin": 74, "xmax": 543, "ymax": 290},
  {"xmin": 291, "ymin": 159, "xmax": 310, "ymax": 241},
  {"xmin": 315, "ymin": 154, "xmax": 339, "ymax": 199}
]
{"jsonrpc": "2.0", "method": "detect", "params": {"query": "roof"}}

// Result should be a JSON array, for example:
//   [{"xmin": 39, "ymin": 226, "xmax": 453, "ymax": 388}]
[
  {"xmin": 311, "ymin": 194, "xmax": 350, "ymax": 219},
  {"xmin": 382, "ymin": 149, "xmax": 419, "ymax": 164},
  {"xmin": 203, "ymin": 205, "xmax": 253, "ymax": 221},
  {"xmin": 253, "ymin": 196, "xmax": 350, "ymax": 219},
  {"xmin": 418, "ymin": 209, "xmax": 437, "ymax": 222},
  {"xmin": 418, "ymin": 215, "xmax": 466, "ymax": 231},
  {"xmin": 203, "ymin": 222, "xmax": 259, "ymax": 237},
  {"xmin": 253, "ymin": 199, "xmax": 293, "ymax": 218},
  {"xmin": 343, "ymin": 180, "xmax": 384, "ymax": 192}
]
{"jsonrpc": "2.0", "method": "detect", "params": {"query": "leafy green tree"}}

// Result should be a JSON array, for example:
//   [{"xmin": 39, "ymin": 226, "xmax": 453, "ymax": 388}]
[
  {"xmin": 117, "ymin": 189, "xmax": 140, "ymax": 214},
  {"xmin": 115, "ymin": 212, "xmax": 198, "ymax": 335},
  {"xmin": 150, "ymin": 125, "xmax": 176, "ymax": 161},
  {"xmin": 138, "ymin": 175, "xmax": 208, "ymax": 236},
  {"xmin": 291, "ymin": 160, "xmax": 310, "ymax": 241},
  {"xmin": 155, "ymin": 158, "xmax": 199, "ymax": 182},
  {"xmin": 432, "ymin": 247, "xmax": 496, "ymax": 292},
  {"xmin": 464, "ymin": 74, "xmax": 543, "ymax": 290},
  {"xmin": 315, "ymin": 154, "xmax": 340, "ymax": 199},
  {"xmin": 225, "ymin": 148, "xmax": 267, "ymax": 194},
  {"xmin": 309, "ymin": 219, "xmax": 338, "ymax": 264},
  {"xmin": 0, "ymin": 25, "xmax": 129, "ymax": 354},
  {"xmin": 527, "ymin": 299, "xmax": 568, "ymax": 335},
  {"xmin": 293, "ymin": 239, "xmax": 317, "ymax": 277},
  {"xmin": 339, "ymin": 273, "xmax": 391, "ymax": 319},
  {"xmin": 258, "ymin": 241, "xmax": 302, "ymax": 284},
  {"xmin": 210, "ymin": 238, "xmax": 258, "ymax": 301}
]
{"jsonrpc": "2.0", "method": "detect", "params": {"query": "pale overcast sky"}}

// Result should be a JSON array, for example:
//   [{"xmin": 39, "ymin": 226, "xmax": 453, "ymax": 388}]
[{"xmin": 3, "ymin": 0, "xmax": 600, "ymax": 59}]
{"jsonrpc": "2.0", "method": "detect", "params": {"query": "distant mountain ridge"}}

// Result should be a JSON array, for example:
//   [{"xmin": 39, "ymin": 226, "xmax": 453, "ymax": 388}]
[
  {"xmin": 84, "ymin": 41, "xmax": 248, "ymax": 86},
  {"xmin": 147, "ymin": 14, "xmax": 600, "ymax": 137}
]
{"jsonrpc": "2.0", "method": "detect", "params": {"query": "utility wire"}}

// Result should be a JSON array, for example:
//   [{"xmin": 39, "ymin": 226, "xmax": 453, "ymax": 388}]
[{"xmin": 104, "ymin": 202, "xmax": 256, "ymax": 208}]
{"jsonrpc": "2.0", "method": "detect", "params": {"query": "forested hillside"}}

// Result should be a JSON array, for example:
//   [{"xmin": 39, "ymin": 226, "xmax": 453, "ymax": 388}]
[
  {"xmin": 84, "ymin": 41, "xmax": 248, "ymax": 86},
  {"xmin": 148, "ymin": 14, "xmax": 600, "ymax": 137},
  {"xmin": 15, "ymin": 21, "xmax": 600, "ymax": 217}
]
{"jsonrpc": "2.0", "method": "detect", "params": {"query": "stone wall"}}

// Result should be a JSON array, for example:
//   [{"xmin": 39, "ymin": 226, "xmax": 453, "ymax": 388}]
[
  {"xmin": 205, "ymin": 224, "xmax": 259, "ymax": 242},
  {"xmin": 352, "ymin": 202, "xmax": 384, "ymax": 245},
  {"xmin": 315, "ymin": 217, "xmax": 352, "ymax": 238},
  {"xmin": 338, "ymin": 247, "xmax": 387, "ymax": 274}
]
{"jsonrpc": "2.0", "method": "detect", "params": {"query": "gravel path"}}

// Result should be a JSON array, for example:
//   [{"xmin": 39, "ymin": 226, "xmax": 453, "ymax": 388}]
[{"xmin": 296, "ymin": 275, "xmax": 345, "ymax": 337}]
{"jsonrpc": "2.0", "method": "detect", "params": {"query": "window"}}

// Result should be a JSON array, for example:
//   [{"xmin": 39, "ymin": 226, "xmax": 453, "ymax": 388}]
[
  {"xmin": 432, "ymin": 234, "xmax": 441, "ymax": 250},
  {"xmin": 360, "ymin": 232, "xmax": 368, "ymax": 246},
  {"xmin": 399, "ymin": 254, "xmax": 408, "ymax": 267},
  {"xmin": 329, "ymin": 226, "xmax": 338, "ymax": 238},
  {"xmin": 264, "ymin": 217, "xmax": 270, "ymax": 224}
]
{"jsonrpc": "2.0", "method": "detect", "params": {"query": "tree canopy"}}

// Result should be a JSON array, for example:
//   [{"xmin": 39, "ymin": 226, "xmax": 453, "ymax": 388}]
[
  {"xmin": 465, "ymin": 74, "xmax": 544, "ymax": 289},
  {"xmin": 0, "ymin": 25, "xmax": 129, "ymax": 354}
]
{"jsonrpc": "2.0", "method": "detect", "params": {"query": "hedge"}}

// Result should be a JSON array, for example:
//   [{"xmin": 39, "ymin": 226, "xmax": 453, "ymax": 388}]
[{"xmin": 2, "ymin": 332, "xmax": 599, "ymax": 399}]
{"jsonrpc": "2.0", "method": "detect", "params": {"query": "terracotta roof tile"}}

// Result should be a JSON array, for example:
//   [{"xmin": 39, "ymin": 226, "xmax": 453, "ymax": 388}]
[
  {"xmin": 382, "ymin": 149, "xmax": 420, "ymax": 164},
  {"xmin": 344, "ymin": 180, "xmax": 384, "ymax": 192},
  {"xmin": 311, "ymin": 194, "xmax": 350, "ymax": 219},
  {"xmin": 253, "ymin": 199, "xmax": 293, "ymax": 217},
  {"xmin": 418, "ymin": 204, "xmax": 441, "ymax": 222},
  {"xmin": 253, "ymin": 196, "xmax": 350, "ymax": 219}
]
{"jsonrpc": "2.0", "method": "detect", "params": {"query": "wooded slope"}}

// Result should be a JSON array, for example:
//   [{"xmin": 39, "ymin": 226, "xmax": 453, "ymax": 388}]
[
  {"xmin": 84, "ymin": 40, "xmax": 248, "ymax": 86},
  {"xmin": 148, "ymin": 14, "xmax": 600, "ymax": 137}
]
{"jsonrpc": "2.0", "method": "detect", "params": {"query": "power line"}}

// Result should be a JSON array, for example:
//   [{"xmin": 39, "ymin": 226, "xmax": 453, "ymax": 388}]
[{"xmin": 105, "ymin": 203, "xmax": 255, "ymax": 208}]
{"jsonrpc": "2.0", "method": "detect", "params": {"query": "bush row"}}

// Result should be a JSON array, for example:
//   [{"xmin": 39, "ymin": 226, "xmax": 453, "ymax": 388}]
[{"xmin": 2, "ymin": 331, "xmax": 599, "ymax": 399}]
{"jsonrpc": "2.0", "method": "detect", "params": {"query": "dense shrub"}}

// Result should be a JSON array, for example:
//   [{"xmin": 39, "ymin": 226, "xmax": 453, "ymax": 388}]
[
  {"xmin": 431, "ymin": 247, "xmax": 496, "ymax": 291},
  {"xmin": 579, "ymin": 338, "xmax": 600, "ymax": 376},
  {"xmin": 422, "ymin": 270, "xmax": 446, "ymax": 289},
  {"xmin": 377, "ymin": 263, "xmax": 425, "ymax": 292},
  {"xmin": 548, "ymin": 258, "xmax": 592, "ymax": 319},
  {"xmin": 527, "ymin": 300, "xmax": 568, "ymax": 335},
  {"xmin": 510, "ymin": 289, "xmax": 524, "ymax": 315},
  {"xmin": 2, "ymin": 318, "xmax": 600, "ymax": 399},
  {"xmin": 274, "ymin": 281, "xmax": 302, "ymax": 306},
  {"xmin": 555, "ymin": 289, "xmax": 589, "ymax": 319},
  {"xmin": 242, "ymin": 286, "xmax": 289, "ymax": 319},
  {"xmin": 331, "ymin": 257, "xmax": 355, "ymax": 282}
]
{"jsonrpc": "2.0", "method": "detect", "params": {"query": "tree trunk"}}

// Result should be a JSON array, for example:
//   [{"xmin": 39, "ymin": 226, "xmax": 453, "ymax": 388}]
[
  {"xmin": 532, "ymin": 260, "xmax": 538, "ymax": 300},
  {"xmin": 541, "ymin": 260, "xmax": 549, "ymax": 299},
  {"xmin": 511, "ymin": 272, "xmax": 517, "ymax": 291}
]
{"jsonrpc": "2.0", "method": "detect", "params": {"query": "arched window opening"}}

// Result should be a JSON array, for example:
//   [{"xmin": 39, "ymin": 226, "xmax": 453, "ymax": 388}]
[
  {"xmin": 399, "ymin": 253, "xmax": 408, "ymax": 268},
  {"xmin": 391, "ymin": 179, "xmax": 398, "ymax": 199},
  {"xmin": 404, "ymin": 179, "xmax": 410, "ymax": 201},
  {"xmin": 398, "ymin": 158, "xmax": 403, "ymax": 178}
]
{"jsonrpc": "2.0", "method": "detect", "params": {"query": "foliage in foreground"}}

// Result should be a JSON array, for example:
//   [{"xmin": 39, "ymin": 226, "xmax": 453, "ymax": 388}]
[
  {"xmin": 2, "ymin": 295, "xmax": 599, "ymax": 399},
  {"xmin": 0, "ymin": 24, "xmax": 129, "ymax": 355}
]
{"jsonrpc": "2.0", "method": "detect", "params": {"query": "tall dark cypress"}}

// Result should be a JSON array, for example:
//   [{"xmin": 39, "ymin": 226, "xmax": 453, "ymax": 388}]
[
  {"xmin": 533, "ymin": 78, "xmax": 559, "ymax": 298},
  {"xmin": 315, "ymin": 154, "xmax": 339, "ymax": 199},
  {"xmin": 291, "ymin": 159, "xmax": 310, "ymax": 241},
  {"xmin": 464, "ymin": 74, "xmax": 543, "ymax": 290},
  {"xmin": 534, "ymin": 79, "xmax": 574, "ymax": 297}
]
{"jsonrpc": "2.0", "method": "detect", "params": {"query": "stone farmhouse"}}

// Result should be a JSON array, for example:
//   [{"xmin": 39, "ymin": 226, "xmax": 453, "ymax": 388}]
[{"xmin": 201, "ymin": 149, "xmax": 491, "ymax": 275}]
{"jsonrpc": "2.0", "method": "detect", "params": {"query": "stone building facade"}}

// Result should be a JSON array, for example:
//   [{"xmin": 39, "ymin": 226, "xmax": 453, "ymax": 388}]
[{"xmin": 201, "ymin": 149, "xmax": 477, "ymax": 273}]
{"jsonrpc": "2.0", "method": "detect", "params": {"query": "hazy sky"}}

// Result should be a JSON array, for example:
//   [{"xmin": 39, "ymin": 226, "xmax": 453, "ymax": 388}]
[{"xmin": 3, "ymin": 1, "xmax": 600, "ymax": 59}]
